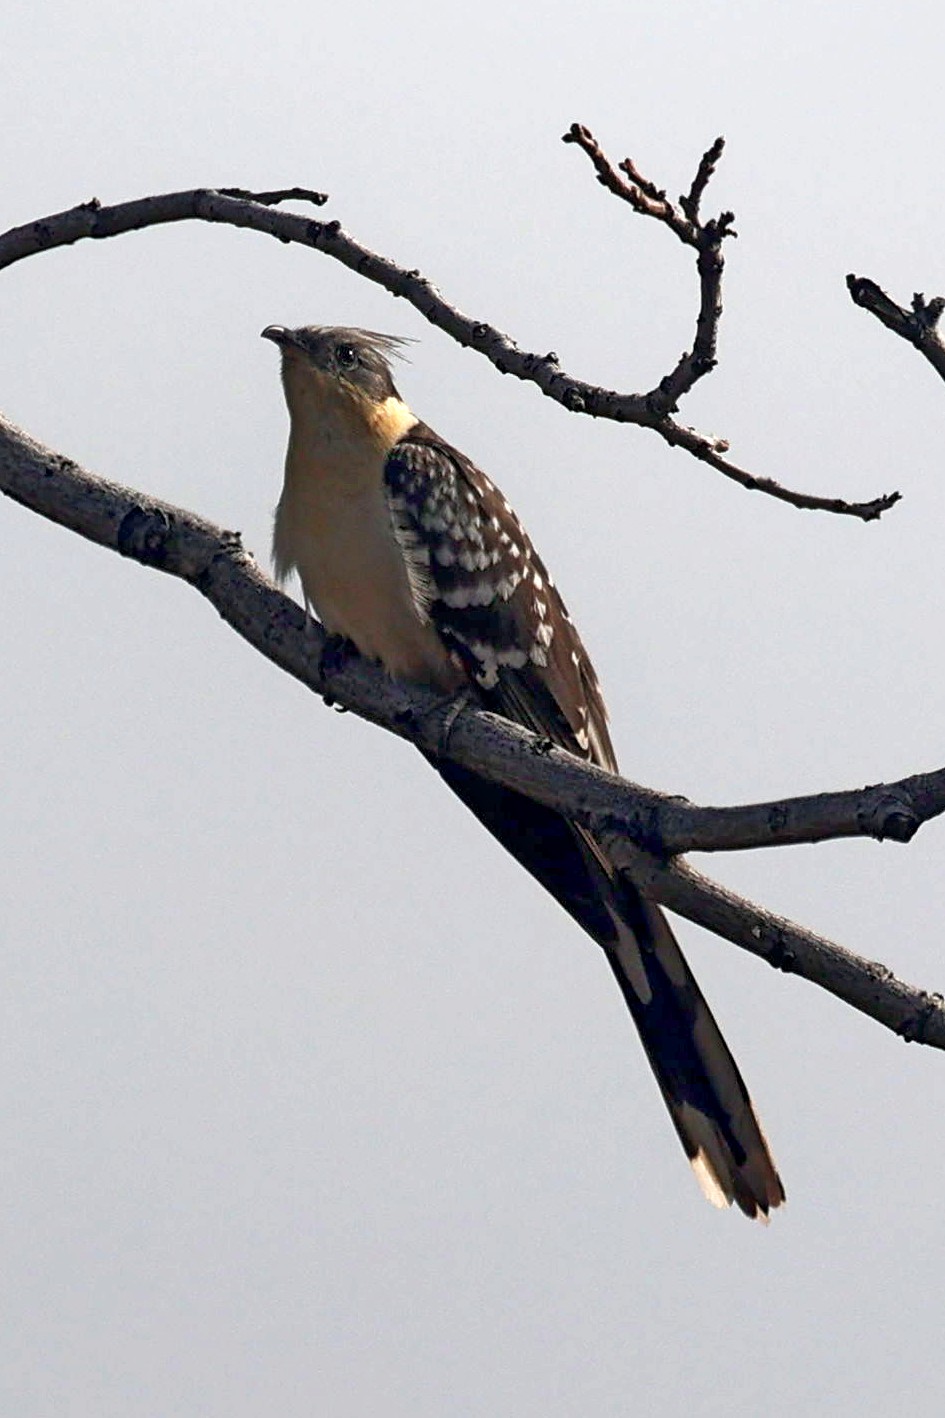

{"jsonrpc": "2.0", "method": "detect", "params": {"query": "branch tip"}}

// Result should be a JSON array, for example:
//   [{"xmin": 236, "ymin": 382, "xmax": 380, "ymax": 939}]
[{"xmin": 848, "ymin": 271, "xmax": 945, "ymax": 383}]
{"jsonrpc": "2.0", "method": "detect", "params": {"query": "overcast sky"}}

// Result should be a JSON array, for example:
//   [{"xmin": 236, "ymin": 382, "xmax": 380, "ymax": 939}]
[{"xmin": 4, "ymin": 2, "xmax": 945, "ymax": 1414}]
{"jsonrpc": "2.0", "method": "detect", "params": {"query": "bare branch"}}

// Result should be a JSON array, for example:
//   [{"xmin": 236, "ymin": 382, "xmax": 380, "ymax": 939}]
[
  {"xmin": 216, "ymin": 186, "xmax": 328, "ymax": 207},
  {"xmin": 0, "ymin": 180, "xmax": 898, "ymax": 521},
  {"xmin": 561, "ymin": 125, "xmax": 900, "ymax": 518},
  {"xmin": 561, "ymin": 123, "xmax": 700, "ymax": 242},
  {"xmin": 563, "ymin": 123, "xmax": 732, "ymax": 409},
  {"xmin": 645, "ymin": 775, "xmax": 942, "ymax": 854},
  {"xmin": 680, "ymin": 136, "xmax": 726, "ymax": 225},
  {"xmin": 847, "ymin": 274, "xmax": 945, "ymax": 383},
  {"xmin": 606, "ymin": 843, "xmax": 945, "ymax": 1048},
  {"xmin": 650, "ymin": 412, "xmax": 899, "ymax": 519},
  {"xmin": 2, "ymin": 412, "xmax": 941, "ymax": 1047}
]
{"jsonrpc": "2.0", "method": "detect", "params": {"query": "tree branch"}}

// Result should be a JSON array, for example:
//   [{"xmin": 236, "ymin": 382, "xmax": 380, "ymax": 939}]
[
  {"xmin": 0, "ymin": 172, "xmax": 898, "ymax": 521},
  {"xmin": 561, "ymin": 125, "xmax": 900, "ymax": 519},
  {"xmin": 847, "ymin": 274, "xmax": 945, "ymax": 383},
  {"xmin": 2, "ymin": 413, "xmax": 942, "ymax": 1048},
  {"xmin": 562, "ymin": 125, "xmax": 732, "ymax": 412},
  {"xmin": 604, "ymin": 843, "xmax": 945, "ymax": 1047}
]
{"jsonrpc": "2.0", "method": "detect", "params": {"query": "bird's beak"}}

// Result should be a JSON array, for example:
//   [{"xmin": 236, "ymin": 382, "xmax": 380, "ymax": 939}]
[{"xmin": 261, "ymin": 325, "xmax": 301, "ymax": 350}]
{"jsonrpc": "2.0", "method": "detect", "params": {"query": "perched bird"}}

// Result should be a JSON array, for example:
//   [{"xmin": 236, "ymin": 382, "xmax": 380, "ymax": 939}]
[{"xmin": 262, "ymin": 323, "xmax": 784, "ymax": 1220}]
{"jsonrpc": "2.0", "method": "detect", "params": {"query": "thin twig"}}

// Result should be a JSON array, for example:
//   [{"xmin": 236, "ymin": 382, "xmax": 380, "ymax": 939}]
[
  {"xmin": 847, "ymin": 274, "xmax": 945, "ymax": 383},
  {"xmin": 562, "ymin": 124, "xmax": 696, "ymax": 239},
  {"xmin": 0, "ymin": 412, "xmax": 941, "ymax": 1046},
  {"xmin": 0, "ymin": 183, "xmax": 899, "ymax": 521},
  {"xmin": 217, "ymin": 186, "xmax": 328, "ymax": 207},
  {"xmin": 681, "ymin": 136, "xmax": 726, "ymax": 224},
  {"xmin": 560, "ymin": 123, "xmax": 722, "ymax": 255}
]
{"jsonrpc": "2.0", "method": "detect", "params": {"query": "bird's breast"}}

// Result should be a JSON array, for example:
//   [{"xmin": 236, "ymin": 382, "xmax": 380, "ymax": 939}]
[{"xmin": 273, "ymin": 451, "xmax": 460, "ymax": 691}]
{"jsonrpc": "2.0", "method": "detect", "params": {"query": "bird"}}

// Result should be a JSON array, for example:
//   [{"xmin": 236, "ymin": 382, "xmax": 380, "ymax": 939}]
[{"xmin": 261, "ymin": 322, "xmax": 785, "ymax": 1220}]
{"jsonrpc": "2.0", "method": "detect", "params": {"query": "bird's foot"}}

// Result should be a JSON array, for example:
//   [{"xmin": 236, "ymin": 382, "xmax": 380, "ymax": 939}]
[
  {"xmin": 392, "ymin": 686, "xmax": 474, "ymax": 754},
  {"xmin": 317, "ymin": 632, "xmax": 357, "ymax": 707}
]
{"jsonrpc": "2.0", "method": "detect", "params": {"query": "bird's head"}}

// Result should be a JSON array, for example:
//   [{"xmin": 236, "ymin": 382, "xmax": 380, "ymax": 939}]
[
  {"xmin": 262, "ymin": 324, "xmax": 418, "ymax": 456},
  {"xmin": 261, "ymin": 324, "xmax": 411, "ymax": 406}
]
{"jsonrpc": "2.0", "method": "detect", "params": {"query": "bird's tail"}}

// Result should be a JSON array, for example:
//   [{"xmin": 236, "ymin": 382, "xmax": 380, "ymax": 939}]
[
  {"xmin": 431, "ymin": 758, "xmax": 784, "ymax": 1219},
  {"xmin": 602, "ymin": 881, "xmax": 784, "ymax": 1218}
]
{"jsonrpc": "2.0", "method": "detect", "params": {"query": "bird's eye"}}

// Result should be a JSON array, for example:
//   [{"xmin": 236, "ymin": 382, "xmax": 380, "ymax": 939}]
[{"xmin": 335, "ymin": 343, "xmax": 358, "ymax": 369}]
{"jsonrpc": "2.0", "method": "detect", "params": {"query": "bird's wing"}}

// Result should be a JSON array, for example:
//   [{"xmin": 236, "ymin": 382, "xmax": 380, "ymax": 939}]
[{"xmin": 384, "ymin": 428, "xmax": 784, "ymax": 1218}]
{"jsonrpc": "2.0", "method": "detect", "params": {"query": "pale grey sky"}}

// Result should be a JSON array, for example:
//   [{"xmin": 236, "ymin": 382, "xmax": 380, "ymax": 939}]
[{"xmin": 3, "ymin": 1, "xmax": 945, "ymax": 1414}]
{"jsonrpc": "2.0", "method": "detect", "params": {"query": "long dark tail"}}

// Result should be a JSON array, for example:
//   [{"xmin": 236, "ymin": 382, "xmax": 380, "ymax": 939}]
[{"xmin": 431, "ymin": 758, "xmax": 784, "ymax": 1220}]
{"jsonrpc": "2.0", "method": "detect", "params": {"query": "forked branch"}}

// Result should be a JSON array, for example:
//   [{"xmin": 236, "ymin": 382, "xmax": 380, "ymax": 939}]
[
  {"xmin": 563, "ymin": 124, "xmax": 900, "ymax": 518},
  {"xmin": 0, "ymin": 141, "xmax": 899, "ymax": 521},
  {"xmin": 0, "ymin": 414, "xmax": 941, "ymax": 1048},
  {"xmin": 563, "ymin": 125, "xmax": 732, "ymax": 411}
]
